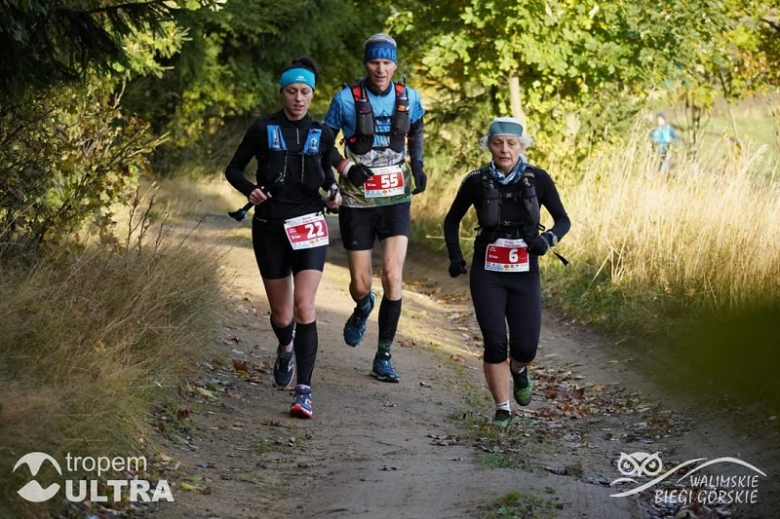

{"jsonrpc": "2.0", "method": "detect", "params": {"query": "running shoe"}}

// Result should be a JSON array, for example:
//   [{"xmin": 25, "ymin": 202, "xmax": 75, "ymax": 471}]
[
  {"xmin": 493, "ymin": 409, "xmax": 512, "ymax": 427},
  {"xmin": 273, "ymin": 347, "xmax": 295, "ymax": 389},
  {"xmin": 511, "ymin": 367, "xmax": 533, "ymax": 406},
  {"xmin": 343, "ymin": 292, "xmax": 376, "ymax": 347},
  {"xmin": 289, "ymin": 385, "xmax": 313, "ymax": 419},
  {"xmin": 371, "ymin": 350, "xmax": 400, "ymax": 383}
]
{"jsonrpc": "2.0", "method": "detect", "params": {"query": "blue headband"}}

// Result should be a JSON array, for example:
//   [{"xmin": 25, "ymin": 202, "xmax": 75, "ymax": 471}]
[
  {"xmin": 279, "ymin": 68, "xmax": 316, "ymax": 90},
  {"xmin": 364, "ymin": 42, "xmax": 397, "ymax": 63}
]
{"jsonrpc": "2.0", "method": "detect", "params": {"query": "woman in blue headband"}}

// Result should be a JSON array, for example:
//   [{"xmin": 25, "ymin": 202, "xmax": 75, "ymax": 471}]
[
  {"xmin": 225, "ymin": 57, "xmax": 342, "ymax": 419},
  {"xmin": 443, "ymin": 117, "xmax": 571, "ymax": 427}
]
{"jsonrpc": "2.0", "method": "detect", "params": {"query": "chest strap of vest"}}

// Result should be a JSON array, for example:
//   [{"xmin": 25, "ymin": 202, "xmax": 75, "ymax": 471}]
[{"xmin": 346, "ymin": 79, "xmax": 409, "ymax": 154}]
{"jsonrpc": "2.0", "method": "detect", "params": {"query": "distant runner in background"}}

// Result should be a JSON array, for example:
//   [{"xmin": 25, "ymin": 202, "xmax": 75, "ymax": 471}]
[{"xmin": 650, "ymin": 112, "xmax": 680, "ymax": 174}]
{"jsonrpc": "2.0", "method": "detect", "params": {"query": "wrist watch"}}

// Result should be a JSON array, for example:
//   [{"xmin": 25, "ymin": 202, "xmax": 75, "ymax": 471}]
[{"xmin": 547, "ymin": 231, "xmax": 559, "ymax": 247}]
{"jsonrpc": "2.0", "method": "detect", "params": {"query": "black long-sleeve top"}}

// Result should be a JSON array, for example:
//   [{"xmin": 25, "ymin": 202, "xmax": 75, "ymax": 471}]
[
  {"xmin": 225, "ymin": 111, "xmax": 337, "ymax": 222},
  {"xmin": 444, "ymin": 164, "xmax": 571, "ymax": 273}
]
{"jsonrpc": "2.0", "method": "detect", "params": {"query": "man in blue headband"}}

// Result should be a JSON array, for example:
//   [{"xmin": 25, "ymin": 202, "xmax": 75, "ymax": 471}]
[{"xmin": 324, "ymin": 33, "xmax": 427, "ymax": 384}]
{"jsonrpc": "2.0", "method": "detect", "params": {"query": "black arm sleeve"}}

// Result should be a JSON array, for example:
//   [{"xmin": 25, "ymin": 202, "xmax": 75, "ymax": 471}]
[
  {"xmin": 408, "ymin": 117, "xmax": 424, "ymax": 167},
  {"xmin": 443, "ymin": 175, "xmax": 476, "ymax": 261},
  {"xmin": 539, "ymin": 171, "xmax": 571, "ymax": 241},
  {"xmin": 319, "ymin": 126, "xmax": 338, "ymax": 189},
  {"xmin": 225, "ymin": 120, "xmax": 263, "ymax": 197}
]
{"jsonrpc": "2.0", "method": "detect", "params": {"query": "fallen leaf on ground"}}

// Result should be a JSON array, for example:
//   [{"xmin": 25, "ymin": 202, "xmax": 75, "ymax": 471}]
[{"xmin": 196, "ymin": 387, "xmax": 216, "ymax": 400}]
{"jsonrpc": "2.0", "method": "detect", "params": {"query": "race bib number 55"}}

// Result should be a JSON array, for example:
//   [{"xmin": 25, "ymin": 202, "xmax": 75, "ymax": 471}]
[
  {"xmin": 284, "ymin": 212, "xmax": 329, "ymax": 250},
  {"xmin": 363, "ymin": 165, "xmax": 405, "ymax": 198},
  {"xmin": 485, "ymin": 238, "xmax": 529, "ymax": 272}
]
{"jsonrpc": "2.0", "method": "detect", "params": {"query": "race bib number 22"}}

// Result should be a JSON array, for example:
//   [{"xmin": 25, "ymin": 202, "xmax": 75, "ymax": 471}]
[{"xmin": 284, "ymin": 212, "xmax": 329, "ymax": 250}]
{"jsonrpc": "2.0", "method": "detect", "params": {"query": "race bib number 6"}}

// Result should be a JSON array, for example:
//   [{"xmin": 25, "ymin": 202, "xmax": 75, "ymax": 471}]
[
  {"xmin": 363, "ymin": 165, "xmax": 405, "ymax": 198},
  {"xmin": 485, "ymin": 238, "xmax": 529, "ymax": 272},
  {"xmin": 284, "ymin": 212, "xmax": 329, "ymax": 250}
]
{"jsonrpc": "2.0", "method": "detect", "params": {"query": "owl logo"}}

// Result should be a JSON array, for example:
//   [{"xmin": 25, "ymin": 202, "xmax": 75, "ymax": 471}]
[{"xmin": 617, "ymin": 452, "xmax": 664, "ymax": 478}]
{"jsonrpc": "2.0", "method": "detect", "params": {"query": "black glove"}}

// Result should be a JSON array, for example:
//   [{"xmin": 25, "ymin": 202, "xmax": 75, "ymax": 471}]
[
  {"xmin": 528, "ymin": 232, "xmax": 553, "ymax": 256},
  {"xmin": 411, "ymin": 160, "xmax": 427, "ymax": 195},
  {"xmin": 448, "ymin": 257, "xmax": 467, "ymax": 278},
  {"xmin": 346, "ymin": 164, "xmax": 373, "ymax": 187}
]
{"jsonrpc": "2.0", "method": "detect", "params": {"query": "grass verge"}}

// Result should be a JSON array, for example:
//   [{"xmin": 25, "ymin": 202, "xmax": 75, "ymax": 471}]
[
  {"xmin": 479, "ymin": 490, "xmax": 560, "ymax": 519},
  {"xmin": 0, "ymin": 236, "xmax": 225, "ymax": 517}
]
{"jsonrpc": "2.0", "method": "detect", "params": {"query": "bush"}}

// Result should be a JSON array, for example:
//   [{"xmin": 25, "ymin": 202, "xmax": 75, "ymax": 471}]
[
  {"xmin": 0, "ymin": 234, "xmax": 225, "ymax": 517},
  {"xmin": 0, "ymin": 79, "xmax": 163, "ymax": 259}
]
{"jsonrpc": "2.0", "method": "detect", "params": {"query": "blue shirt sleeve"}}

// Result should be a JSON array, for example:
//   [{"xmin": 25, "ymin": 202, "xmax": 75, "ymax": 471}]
[
  {"xmin": 324, "ymin": 89, "xmax": 356, "ymax": 138},
  {"xmin": 408, "ymin": 87, "xmax": 425, "ymax": 124},
  {"xmin": 324, "ymin": 91, "xmax": 344, "ymax": 131}
]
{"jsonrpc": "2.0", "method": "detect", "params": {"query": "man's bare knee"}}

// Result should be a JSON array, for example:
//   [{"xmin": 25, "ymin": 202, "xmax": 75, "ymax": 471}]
[{"xmin": 382, "ymin": 270, "xmax": 403, "ymax": 293}]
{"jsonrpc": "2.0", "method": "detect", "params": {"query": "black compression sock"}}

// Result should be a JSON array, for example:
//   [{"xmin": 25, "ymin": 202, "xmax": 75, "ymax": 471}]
[
  {"xmin": 271, "ymin": 318, "xmax": 295, "ymax": 347},
  {"xmin": 377, "ymin": 296, "xmax": 402, "ymax": 348},
  {"xmin": 294, "ymin": 321, "xmax": 318, "ymax": 386}
]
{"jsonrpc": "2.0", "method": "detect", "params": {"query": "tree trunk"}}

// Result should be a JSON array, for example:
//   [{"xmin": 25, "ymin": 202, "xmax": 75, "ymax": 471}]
[{"xmin": 508, "ymin": 71, "xmax": 527, "ymax": 128}]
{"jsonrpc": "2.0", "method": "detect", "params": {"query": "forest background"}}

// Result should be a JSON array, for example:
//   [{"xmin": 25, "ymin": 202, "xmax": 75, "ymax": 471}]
[{"xmin": 1, "ymin": 1, "xmax": 779, "ymax": 515}]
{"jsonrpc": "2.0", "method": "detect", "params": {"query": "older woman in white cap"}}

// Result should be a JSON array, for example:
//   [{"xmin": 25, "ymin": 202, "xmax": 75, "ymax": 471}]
[{"xmin": 443, "ymin": 117, "xmax": 571, "ymax": 427}]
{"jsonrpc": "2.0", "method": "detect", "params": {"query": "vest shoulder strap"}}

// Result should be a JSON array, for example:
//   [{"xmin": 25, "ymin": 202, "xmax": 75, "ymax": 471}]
[
  {"xmin": 348, "ymin": 80, "xmax": 407, "ymax": 113},
  {"xmin": 349, "ymin": 81, "xmax": 363, "ymax": 103}
]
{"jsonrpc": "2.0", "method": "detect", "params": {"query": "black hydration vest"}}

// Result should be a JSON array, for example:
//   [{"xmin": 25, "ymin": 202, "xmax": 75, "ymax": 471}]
[
  {"xmin": 477, "ymin": 165, "xmax": 542, "ymax": 243},
  {"xmin": 264, "ymin": 122, "xmax": 325, "ymax": 192},
  {"xmin": 345, "ymin": 79, "xmax": 410, "ymax": 155}
]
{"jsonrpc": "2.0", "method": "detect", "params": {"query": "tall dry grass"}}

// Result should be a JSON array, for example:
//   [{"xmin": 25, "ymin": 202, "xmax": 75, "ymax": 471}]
[
  {"xmin": 552, "ymin": 132, "xmax": 780, "ymax": 328},
  {"xmin": 412, "ymin": 125, "xmax": 780, "ymax": 405},
  {"xmin": 0, "ymin": 215, "xmax": 225, "ymax": 517}
]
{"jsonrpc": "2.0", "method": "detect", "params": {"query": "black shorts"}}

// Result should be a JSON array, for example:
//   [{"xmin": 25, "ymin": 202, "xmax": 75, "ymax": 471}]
[
  {"xmin": 252, "ymin": 220, "xmax": 328, "ymax": 279},
  {"xmin": 339, "ymin": 202, "xmax": 411, "ymax": 251}
]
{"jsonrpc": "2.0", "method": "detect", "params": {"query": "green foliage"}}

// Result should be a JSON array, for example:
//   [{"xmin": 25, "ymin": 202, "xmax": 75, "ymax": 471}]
[
  {"xmin": 0, "ymin": 0, "xmax": 222, "ymax": 99},
  {"xmin": 122, "ymin": 0, "xmax": 391, "ymax": 162},
  {"xmin": 390, "ymin": 0, "xmax": 780, "ymax": 169},
  {"xmin": 0, "ymin": 79, "xmax": 163, "ymax": 258}
]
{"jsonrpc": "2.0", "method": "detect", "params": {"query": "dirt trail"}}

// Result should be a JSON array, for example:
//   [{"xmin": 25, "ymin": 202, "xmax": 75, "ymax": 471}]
[{"xmin": 148, "ymin": 196, "xmax": 780, "ymax": 519}]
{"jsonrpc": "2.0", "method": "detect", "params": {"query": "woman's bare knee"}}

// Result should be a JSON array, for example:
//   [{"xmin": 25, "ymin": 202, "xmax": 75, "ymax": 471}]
[{"xmin": 294, "ymin": 299, "xmax": 316, "ymax": 323}]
